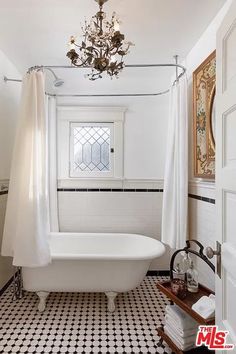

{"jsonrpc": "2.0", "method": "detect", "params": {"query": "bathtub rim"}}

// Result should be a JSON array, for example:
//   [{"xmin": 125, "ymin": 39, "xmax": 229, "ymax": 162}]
[{"xmin": 48, "ymin": 232, "xmax": 166, "ymax": 261}]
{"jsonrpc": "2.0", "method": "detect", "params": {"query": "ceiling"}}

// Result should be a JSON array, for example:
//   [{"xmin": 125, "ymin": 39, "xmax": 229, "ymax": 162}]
[{"xmin": 0, "ymin": 0, "xmax": 226, "ymax": 93}]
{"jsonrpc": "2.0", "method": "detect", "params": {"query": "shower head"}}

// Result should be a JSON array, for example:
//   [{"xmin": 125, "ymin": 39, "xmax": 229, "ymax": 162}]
[
  {"xmin": 46, "ymin": 68, "xmax": 64, "ymax": 87},
  {"xmin": 53, "ymin": 77, "xmax": 64, "ymax": 87}
]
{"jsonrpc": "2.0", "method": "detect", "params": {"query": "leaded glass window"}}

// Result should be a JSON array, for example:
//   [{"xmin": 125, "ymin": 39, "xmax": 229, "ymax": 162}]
[{"xmin": 70, "ymin": 123, "xmax": 114, "ymax": 177}]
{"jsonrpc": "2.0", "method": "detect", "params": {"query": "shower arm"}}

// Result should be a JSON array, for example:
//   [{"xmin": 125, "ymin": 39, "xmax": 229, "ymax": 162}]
[
  {"xmin": 44, "ymin": 67, "xmax": 58, "ymax": 81},
  {"xmin": 3, "ymin": 60, "xmax": 186, "ymax": 98}
]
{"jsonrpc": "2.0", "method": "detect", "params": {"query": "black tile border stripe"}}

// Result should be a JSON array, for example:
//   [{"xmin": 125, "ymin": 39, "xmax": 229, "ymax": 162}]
[
  {"xmin": 0, "ymin": 275, "xmax": 14, "ymax": 297},
  {"xmin": 58, "ymin": 188, "xmax": 164, "ymax": 193},
  {"xmin": 188, "ymin": 193, "xmax": 215, "ymax": 204},
  {"xmin": 0, "ymin": 190, "xmax": 8, "ymax": 196},
  {"xmin": 146, "ymin": 270, "xmax": 170, "ymax": 276}
]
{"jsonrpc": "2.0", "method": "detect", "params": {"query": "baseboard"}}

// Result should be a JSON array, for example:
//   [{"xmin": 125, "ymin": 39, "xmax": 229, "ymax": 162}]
[
  {"xmin": 0, "ymin": 275, "xmax": 14, "ymax": 296},
  {"xmin": 146, "ymin": 270, "xmax": 170, "ymax": 276}
]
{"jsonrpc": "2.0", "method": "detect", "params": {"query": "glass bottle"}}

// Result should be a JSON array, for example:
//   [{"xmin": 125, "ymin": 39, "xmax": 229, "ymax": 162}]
[
  {"xmin": 181, "ymin": 252, "xmax": 192, "ymax": 273},
  {"xmin": 173, "ymin": 263, "xmax": 185, "ymax": 280},
  {"xmin": 187, "ymin": 261, "xmax": 199, "ymax": 293}
]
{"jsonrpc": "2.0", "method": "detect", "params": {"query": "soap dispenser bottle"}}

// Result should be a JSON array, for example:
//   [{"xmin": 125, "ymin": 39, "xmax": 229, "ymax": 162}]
[{"xmin": 187, "ymin": 261, "xmax": 199, "ymax": 293}]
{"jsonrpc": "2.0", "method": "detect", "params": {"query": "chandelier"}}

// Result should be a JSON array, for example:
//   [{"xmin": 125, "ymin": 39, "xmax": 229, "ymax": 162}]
[{"xmin": 66, "ymin": 0, "xmax": 134, "ymax": 80}]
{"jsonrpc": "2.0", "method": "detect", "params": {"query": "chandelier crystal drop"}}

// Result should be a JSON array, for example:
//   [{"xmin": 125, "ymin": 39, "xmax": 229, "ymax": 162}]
[{"xmin": 66, "ymin": 0, "xmax": 134, "ymax": 80}]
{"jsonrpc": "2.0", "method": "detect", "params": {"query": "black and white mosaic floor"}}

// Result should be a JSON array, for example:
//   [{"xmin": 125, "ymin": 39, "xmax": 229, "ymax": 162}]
[{"xmin": 0, "ymin": 276, "xmax": 171, "ymax": 354}]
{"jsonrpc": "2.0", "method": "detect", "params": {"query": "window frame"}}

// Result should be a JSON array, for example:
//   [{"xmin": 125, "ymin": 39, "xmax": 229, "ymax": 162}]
[
  {"xmin": 57, "ymin": 106, "xmax": 126, "ymax": 180},
  {"xmin": 70, "ymin": 122, "xmax": 114, "ymax": 178}
]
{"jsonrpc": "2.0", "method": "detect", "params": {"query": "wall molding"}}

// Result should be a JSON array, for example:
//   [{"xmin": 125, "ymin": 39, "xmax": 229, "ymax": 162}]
[
  {"xmin": 57, "ymin": 106, "xmax": 127, "ymax": 115},
  {"xmin": 189, "ymin": 179, "xmax": 215, "ymax": 190}
]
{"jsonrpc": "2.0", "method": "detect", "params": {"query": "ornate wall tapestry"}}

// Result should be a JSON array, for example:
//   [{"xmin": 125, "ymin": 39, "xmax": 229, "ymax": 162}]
[{"xmin": 193, "ymin": 50, "xmax": 216, "ymax": 179}]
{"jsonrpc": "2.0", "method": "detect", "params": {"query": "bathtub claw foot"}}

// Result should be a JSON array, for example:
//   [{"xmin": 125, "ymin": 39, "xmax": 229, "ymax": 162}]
[
  {"xmin": 105, "ymin": 291, "xmax": 118, "ymax": 313},
  {"xmin": 37, "ymin": 291, "xmax": 49, "ymax": 312}
]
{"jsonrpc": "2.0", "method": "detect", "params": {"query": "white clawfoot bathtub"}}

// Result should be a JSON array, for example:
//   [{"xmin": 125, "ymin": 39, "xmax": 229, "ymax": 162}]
[{"xmin": 22, "ymin": 233, "xmax": 165, "ymax": 312}]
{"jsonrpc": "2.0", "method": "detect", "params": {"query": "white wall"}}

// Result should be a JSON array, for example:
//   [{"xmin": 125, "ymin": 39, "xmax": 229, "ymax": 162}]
[
  {"xmin": 56, "ymin": 94, "xmax": 171, "ymax": 271},
  {"xmin": 186, "ymin": 0, "xmax": 232, "ymax": 290},
  {"xmin": 0, "ymin": 48, "xmax": 21, "ymax": 289},
  {"xmin": 57, "ymin": 95, "xmax": 169, "ymax": 180},
  {"xmin": 0, "ymin": 50, "xmax": 21, "ymax": 180}
]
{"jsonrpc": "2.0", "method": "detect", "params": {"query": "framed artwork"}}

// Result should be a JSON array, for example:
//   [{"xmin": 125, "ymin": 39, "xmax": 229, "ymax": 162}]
[{"xmin": 193, "ymin": 50, "xmax": 216, "ymax": 179}]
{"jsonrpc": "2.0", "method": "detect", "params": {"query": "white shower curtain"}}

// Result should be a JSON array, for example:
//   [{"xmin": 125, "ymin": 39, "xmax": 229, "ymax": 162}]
[
  {"xmin": 1, "ymin": 70, "xmax": 52, "ymax": 267},
  {"xmin": 161, "ymin": 75, "xmax": 188, "ymax": 250},
  {"xmin": 47, "ymin": 95, "xmax": 59, "ymax": 232}
]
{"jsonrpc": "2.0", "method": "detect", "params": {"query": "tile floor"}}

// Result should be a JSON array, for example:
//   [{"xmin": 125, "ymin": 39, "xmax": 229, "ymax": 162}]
[{"xmin": 0, "ymin": 276, "xmax": 172, "ymax": 354}]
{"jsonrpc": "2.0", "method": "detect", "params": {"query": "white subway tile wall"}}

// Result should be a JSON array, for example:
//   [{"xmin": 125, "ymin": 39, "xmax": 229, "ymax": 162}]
[
  {"xmin": 188, "ymin": 183, "xmax": 216, "ymax": 290},
  {"xmin": 58, "ymin": 191, "xmax": 170, "ymax": 270}
]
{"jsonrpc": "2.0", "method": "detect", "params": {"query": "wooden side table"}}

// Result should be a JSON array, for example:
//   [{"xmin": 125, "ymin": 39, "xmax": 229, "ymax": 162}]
[
  {"xmin": 156, "ymin": 281, "xmax": 215, "ymax": 354},
  {"xmin": 157, "ymin": 240, "xmax": 216, "ymax": 353}
]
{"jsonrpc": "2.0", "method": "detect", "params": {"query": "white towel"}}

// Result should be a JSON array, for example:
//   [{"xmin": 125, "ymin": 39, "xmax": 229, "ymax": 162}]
[
  {"xmin": 165, "ymin": 314, "xmax": 198, "ymax": 337},
  {"xmin": 192, "ymin": 295, "xmax": 215, "ymax": 319},
  {"xmin": 165, "ymin": 324, "xmax": 196, "ymax": 345},
  {"xmin": 164, "ymin": 326, "xmax": 196, "ymax": 351},
  {"xmin": 166, "ymin": 305, "xmax": 198, "ymax": 330}
]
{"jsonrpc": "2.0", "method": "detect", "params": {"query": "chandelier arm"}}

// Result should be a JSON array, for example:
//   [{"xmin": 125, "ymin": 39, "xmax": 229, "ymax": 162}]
[
  {"xmin": 110, "ymin": 43, "xmax": 122, "ymax": 52},
  {"xmin": 86, "ymin": 47, "xmax": 100, "ymax": 56},
  {"xmin": 71, "ymin": 57, "xmax": 94, "ymax": 67},
  {"xmin": 74, "ymin": 43, "xmax": 83, "ymax": 49},
  {"xmin": 78, "ymin": 43, "xmax": 101, "ymax": 57}
]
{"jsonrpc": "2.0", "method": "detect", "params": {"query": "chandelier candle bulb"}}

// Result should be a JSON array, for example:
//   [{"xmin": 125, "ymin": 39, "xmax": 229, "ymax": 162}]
[
  {"xmin": 114, "ymin": 21, "xmax": 120, "ymax": 32},
  {"xmin": 69, "ymin": 43, "xmax": 75, "ymax": 51},
  {"xmin": 68, "ymin": 36, "xmax": 76, "ymax": 50},
  {"xmin": 110, "ymin": 55, "xmax": 117, "ymax": 63}
]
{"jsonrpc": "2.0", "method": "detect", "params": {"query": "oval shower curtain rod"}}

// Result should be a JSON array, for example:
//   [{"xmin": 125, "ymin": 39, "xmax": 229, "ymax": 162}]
[{"xmin": 3, "ymin": 61, "xmax": 186, "ymax": 98}]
